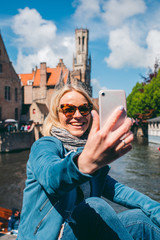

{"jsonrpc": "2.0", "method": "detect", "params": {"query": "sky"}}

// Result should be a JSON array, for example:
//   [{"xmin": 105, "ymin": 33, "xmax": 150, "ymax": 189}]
[{"xmin": 1, "ymin": 0, "xmax": 160, "ymax": 97}]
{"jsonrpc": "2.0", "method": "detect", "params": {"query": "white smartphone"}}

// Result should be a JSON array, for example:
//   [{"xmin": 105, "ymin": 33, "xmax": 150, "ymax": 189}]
[{"xmin": 99, "ymin": 90, "xmax": 127, "ymax": 130}]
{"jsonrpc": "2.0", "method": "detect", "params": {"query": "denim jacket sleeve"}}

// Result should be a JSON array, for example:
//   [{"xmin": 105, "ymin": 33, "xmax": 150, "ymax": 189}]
[
  {"xmin": 102, "ymin": 175, "xmax": 160, "ymax": 227},
  {"xmin": 28, "ymin": 136, "xmax": 93, "ymax": 197}
]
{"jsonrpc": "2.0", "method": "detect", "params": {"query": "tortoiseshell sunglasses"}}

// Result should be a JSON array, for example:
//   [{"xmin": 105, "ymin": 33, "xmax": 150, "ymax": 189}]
[{"xmin": 58, "ymin": 103, "xmax": 93, "ymax": 118}]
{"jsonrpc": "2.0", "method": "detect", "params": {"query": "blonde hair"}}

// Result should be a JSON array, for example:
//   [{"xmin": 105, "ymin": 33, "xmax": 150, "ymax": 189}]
[{"xmin": 42, "ymin": 83, "xmax": 97, "ymax": 136}]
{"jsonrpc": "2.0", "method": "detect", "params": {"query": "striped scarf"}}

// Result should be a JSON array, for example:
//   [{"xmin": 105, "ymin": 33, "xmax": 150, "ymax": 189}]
[{"xmin": 50, "ymin": 126, "xmax": 88, "ymax": 151}]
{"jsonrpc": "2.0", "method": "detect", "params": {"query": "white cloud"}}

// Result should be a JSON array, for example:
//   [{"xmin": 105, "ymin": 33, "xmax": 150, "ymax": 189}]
[
  {"xmin": 146, "ymin": 30, "xmax": 160, "ymax": 65},
  {"xmin": 73, "ymin": 0, "xmax": 100, "ymax": 21},
  {"xmin": 91, "ymin": 78, "xmax": 107, "ymax": 95},
  {"xmin": 105, "ymin": 27, "xmax": 160, "ymax": 69},
  {"xmin": 11, "ymin": 7, "xmax": 74, "ymax": 73},
  {"xmin": 102, "ymin": 0, "xmax": 146, "ymax": 27}
]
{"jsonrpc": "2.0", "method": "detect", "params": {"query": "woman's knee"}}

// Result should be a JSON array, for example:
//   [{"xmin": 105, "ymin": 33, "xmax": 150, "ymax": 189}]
[
  {"xmin": 118, "ymin": 209, "xmax": 151, "ymax": 225},
  {"xmin": 118, "ymin": 209, "xmax": 160, "ymax": 239}
]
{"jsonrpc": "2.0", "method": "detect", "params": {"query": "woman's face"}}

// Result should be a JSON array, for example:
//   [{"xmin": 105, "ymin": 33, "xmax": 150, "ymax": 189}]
[{"xmin": 58, "ymin": 90, "xmax": 91, "ymax": 137}]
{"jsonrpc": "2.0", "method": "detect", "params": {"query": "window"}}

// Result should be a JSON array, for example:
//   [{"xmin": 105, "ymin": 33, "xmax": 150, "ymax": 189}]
[
  {"xmin": 0, "ymin": 64, "xmax": 2, "ymax": 73},
  {"xmin": 5, "ymin": 86, "xmax": 11, "ymax": 100},
  {"xmin": 33, "ymin": 109, "xmax": 36, "ymax": 114},
  {"xmin": 15, "ymin": 108, "xmax": 18, "ymax": 120},
  {"xmin": 15, "ymin": 88, "xmax": 18, "ymax": 102},
  {"xmin": 78, "ymin": 37, "xmax": 81, "ymax": 45},
  {"xmin": 82, "ymin": 36, "xmax": 85, "ymax": 45},
  {"xmin": 0, "ymin": 107, "xmax": 1, "ymax": 121},
  {"xmin": 27, "ymin": 80, "xmax": 33, "ymax": 85},
  {"xmin": 0, "ymin": 49, "xmax": 1, "ymax": 56},
  {"xmin": 82, "ymin": 36, "xmax": 85, "ymax": 51}
]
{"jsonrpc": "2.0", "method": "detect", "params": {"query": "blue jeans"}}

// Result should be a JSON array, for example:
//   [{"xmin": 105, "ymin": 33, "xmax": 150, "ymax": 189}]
[{"xmin": 60, "ymin": 197, "xmax": 160, "ymax": 240}]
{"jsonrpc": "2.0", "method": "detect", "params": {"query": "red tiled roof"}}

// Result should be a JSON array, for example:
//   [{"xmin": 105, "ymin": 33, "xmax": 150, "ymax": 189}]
[
  {"xmin": 19, "ymin": 73, "xmax": 34, "ymax": 86},
  {"xmin": 19, "ymin": 60, "xmax": 69, "ymax": 87},
  {"xmin": 33, "ymin": 69, "xmax": 40, "ymax": 86},
  {"xmin": 46, "ymin": 67, "xmax": 61, "ymax": 86}
]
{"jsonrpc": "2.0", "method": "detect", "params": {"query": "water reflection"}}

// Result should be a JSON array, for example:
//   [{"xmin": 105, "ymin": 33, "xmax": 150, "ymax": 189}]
[
  {"xmin": 0, "ymin": 141, "xmax": 159, "ymax": 211},
  {"xmin": 0, "ymin": 150, "xmax": 29, "ymax": 210},
  {"xmin": 108, "ymin": 140, "xmax": 160, "ymax": 212}
]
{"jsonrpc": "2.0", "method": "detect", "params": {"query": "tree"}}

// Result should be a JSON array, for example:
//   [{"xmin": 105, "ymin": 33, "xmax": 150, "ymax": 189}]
[{"xmin": 127, "ymin": 69, "xmax": 160, "ymax": 119}]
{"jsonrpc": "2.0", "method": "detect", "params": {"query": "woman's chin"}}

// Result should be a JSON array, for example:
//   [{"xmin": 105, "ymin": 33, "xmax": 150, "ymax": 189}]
[{"xmin": 68, "ymin": 127, "xmax": 86, "ymax": 137}]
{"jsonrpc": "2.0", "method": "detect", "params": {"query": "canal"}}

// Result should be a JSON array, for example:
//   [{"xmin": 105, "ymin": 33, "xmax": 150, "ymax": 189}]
[{"xmin": 0, "ymin": 140, "xmax": 159, "ymax": 212}]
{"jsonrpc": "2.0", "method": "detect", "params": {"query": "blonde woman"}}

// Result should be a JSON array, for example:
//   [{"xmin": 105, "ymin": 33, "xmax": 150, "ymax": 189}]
[{"xmin": 17, "ymin": 83, "xmax": 160, "ymax": 240}]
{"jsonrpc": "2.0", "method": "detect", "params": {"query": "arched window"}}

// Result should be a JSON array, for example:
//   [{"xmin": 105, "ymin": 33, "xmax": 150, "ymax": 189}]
[
  {"xmin": 78, "ymin": 37, "xmax": 81, "ymax": 45},
  {"xmin": 82, "ymin": 36, "xmax": 85, "ymax": 51}
]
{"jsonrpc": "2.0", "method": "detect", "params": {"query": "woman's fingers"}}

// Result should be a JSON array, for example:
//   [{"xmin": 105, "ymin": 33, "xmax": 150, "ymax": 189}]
[
  {"xmin": 108, "ymin": 117, "xmax": 133, "ymax": 146},
  {"xmin": 115, "ymin": 131, "xmax": 134, "ymax": 152},
  {"xmin": 117, "ymin": 143, "xmax": 133, "ymax": 159},
  {"xmin": 102, "ymin": 106, "xmax": 126, "ymax": 133}
]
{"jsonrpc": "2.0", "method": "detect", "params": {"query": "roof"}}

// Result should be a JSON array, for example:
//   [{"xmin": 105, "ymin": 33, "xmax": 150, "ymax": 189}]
[
  {"xmin": 36, "ymin": 103, "xmax": 49, "ymax": 115},
  {"xmin": 20, "ymin": 73, "xmax": 34, "ymax": 86},
  {"xmin": 19, "ymin": 59, "xmax": 69, "ymax": 87},
  {"xmin": 147, "ymin": 117, "xmax": 160, "ymax": 123}
]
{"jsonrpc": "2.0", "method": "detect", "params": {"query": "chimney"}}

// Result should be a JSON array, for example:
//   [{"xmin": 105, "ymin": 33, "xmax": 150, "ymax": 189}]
[{"xmin": 40, "ymin": 62, "xmax": 47, "ymax": 87}]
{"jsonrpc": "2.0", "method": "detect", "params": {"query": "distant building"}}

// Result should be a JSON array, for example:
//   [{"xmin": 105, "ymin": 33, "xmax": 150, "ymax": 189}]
[
  {"xmin": 30, "ymin": 102, "xmax": 49, "ymax": 125},
  {"xmin": 147, "ymin": 117, "xmax": 160, "ymax": 144},
  {"xmin": 20, "ymin": 59, "xmax": 69, "ymax": 107},
  {"xmin": 0, "ymin": 33, "xmax": 22, "ymax": 121}
]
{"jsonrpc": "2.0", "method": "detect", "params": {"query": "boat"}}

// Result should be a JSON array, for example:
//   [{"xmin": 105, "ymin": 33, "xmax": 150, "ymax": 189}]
[{"xmin": 0, "ymin": 207, "xmax": 12, "ymax": 232}]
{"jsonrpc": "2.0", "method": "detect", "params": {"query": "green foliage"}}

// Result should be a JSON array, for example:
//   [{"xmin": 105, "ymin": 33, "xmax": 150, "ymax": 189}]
[{"xmin": 127, "ymin": 70, "xmax": 160, "ymax": 118}]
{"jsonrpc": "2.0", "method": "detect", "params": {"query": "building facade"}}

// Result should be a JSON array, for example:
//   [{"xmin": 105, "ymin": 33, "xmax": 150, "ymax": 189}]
[
  {"xmin": 148, "ymin": 117, "xmax": 160, "ymax": 144},
  {"xmin": 0, "ymin": 34, "xmax": 22, "ymax": 121}
]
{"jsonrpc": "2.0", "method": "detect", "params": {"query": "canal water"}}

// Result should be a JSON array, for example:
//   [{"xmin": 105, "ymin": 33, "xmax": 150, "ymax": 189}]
[{"xmin": 0, "ymin": 140, "xmax": 159, "ymax": 212}]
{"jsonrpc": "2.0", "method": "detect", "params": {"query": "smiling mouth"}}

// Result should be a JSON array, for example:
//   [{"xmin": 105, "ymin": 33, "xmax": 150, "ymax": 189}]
[{"xmin": 70, "ymin": 122, "xmax": 85, "ymax": 126}]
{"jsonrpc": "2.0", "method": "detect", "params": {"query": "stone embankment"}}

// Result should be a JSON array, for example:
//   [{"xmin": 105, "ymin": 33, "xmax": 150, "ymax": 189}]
[{"xmin": 0, "ymin": 131, "xmax": 34, "ymax": 152}]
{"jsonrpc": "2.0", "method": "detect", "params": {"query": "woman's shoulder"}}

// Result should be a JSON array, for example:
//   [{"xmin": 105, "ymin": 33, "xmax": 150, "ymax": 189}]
[
  {"xmin": 31, "ymin": 136, "xmax": 64, "ymax": 151},
  {"xmin": 27, "ymin": 136, "xmax": 66, "ymax": 165}
]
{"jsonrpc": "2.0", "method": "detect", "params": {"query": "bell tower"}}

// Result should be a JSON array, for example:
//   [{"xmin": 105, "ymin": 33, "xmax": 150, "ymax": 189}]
[{"xmin": 72, "ymin": 29, "xmax": 92, "ymax": 96}]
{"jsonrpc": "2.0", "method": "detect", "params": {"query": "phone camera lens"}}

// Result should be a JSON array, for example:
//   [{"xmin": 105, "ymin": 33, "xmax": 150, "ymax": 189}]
[{"xmin": 102, "ymin": 92, "xmax": 105, "ymax": 96}]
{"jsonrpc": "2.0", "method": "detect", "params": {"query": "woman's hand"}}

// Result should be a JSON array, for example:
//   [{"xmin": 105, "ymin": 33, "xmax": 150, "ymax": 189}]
[{"xmin": 77, "ymin": 106, "xmax": 134, "ymax": 174}]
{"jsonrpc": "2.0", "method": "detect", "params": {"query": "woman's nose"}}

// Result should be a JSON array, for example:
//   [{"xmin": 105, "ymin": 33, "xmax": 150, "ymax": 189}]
[{"xmin": 73, "ymin": 109, "xmax": 82, "ymax": 117}]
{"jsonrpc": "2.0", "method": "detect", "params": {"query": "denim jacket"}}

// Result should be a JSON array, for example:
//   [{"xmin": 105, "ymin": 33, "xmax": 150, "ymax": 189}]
[{"xmin": 17, "ymin": 136, "xmax": 160, "ymax": 240}]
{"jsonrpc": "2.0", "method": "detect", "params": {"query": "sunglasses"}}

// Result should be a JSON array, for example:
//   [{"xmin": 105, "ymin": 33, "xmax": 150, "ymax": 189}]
[{"xmin": 58, "ymin": 103, "xmax": 93, "ymax": 118}]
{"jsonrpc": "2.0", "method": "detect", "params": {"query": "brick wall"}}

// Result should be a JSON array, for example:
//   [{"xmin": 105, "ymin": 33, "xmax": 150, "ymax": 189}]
[{"xmin": 0, "ymin": 34, "xmax": 22, "ymax": 121}]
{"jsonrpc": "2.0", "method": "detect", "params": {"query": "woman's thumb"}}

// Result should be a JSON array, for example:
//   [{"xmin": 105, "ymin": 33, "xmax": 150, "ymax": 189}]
[{"xmin": 90, "ymin": 110, "xmax": 99, "ymax": 134}]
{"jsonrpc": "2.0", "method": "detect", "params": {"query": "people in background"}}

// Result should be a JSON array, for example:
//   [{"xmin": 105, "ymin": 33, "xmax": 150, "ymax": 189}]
[{"xmin": 8, "ymin": 208, "xmax": 20, "ymax": 235}]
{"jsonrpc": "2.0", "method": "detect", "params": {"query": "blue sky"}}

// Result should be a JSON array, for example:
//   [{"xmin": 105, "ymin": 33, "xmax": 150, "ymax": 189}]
[{"xmin": 1, "ymin": 0, "xmax": 160, "ymax": 97}]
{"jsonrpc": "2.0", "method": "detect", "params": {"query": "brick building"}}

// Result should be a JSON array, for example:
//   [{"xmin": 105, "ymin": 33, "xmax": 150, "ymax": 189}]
[
  {"xmin": 0, "ymin": 33, "xmax": 22, "ymax": 122},
  {"xmin": 20, "ymin": 59, "xmax": 69, "ymax": 108}
]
